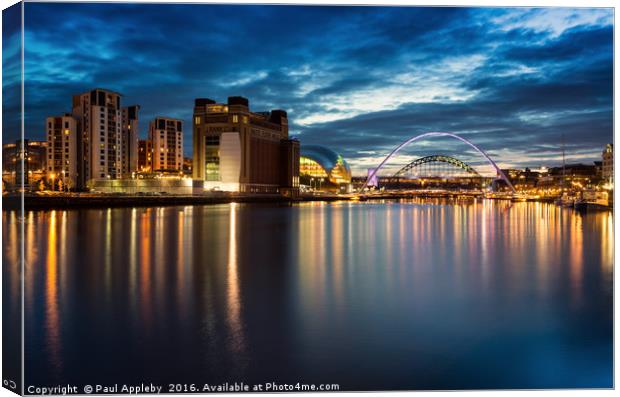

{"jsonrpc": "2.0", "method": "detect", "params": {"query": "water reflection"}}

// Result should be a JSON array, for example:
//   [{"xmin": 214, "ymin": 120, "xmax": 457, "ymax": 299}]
[
  {"xmin": 6, "ymin": 199, "xmax": 613, "ymax": 390},
  {"xmin": 226, "ymin": 203, "xmax": 245, "ymax": 354},
  {"xmin": 45, "ymin": 211, "xmax": 62, "ymax": 373}
]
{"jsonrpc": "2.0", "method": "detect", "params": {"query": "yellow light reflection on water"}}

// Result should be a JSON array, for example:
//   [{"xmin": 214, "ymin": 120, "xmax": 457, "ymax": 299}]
[
  {"xmin": 140, "ymin": 209, "xmax": 153, "ymax": 328},
  {"xmin": 226, "ymin": 203, "xmax": 245, "ymax": 353},
  {"xmin": 601, "ymin": 212, "xmax": 614, "ymax": 275},
  {"xmin": 45, "ymin": 211, "xmax": 62, "ymax": 372}
]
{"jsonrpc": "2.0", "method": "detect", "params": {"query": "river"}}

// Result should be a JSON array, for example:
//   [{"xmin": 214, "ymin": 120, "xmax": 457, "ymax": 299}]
[{"xmin": 3, "ymin": 199, "xmax": 613, "ymax": 390}]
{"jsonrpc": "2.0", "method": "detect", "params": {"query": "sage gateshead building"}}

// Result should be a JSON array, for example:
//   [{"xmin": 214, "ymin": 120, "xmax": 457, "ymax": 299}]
[
  {"xmin": 192, "ymin": 96, "xmax": 300, "ymax": 196},
  {"xmin": 300, "ymin": 145, "xmax": 352, "ymax": 192}
]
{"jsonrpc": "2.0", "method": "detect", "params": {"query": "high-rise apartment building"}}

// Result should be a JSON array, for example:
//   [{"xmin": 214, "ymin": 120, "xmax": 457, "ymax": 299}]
[
  {"xmin": 72, "ymin": 88, "xmax": 122, "ymax": 187},
  {"xmin": 46, "ymin": 114, "xmax": 78, "ymax": 189},
  {"xmin": 121, "ymin": 105, "xmax": 140, "ymax": 177},
  {"xmin": 602, "ymin": 143, "xmax": 613, "ymax": 184},
  {"xmin": 192, "ymin": 96, "xmax": 299, "ymax": 194},
  {"xmin": 2, "ymin": 139, "xmax": 48, "ymax": 189},
  {"xmin": 138, "ymin": 139, "xmax": 152, "ymax": 173},
  {"xmin": 149, "ymin": 117, "xmax": 183, "ymax": 172}
]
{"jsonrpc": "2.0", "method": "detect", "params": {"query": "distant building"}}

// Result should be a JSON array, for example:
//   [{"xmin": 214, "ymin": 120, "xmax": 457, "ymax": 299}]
[
  {"xmin": 192, "ymin": 96, "xmax": 299, "ymax": 194},
  {"xmin": 138, "ymin": 139, "xmax": 152, "ymax": 172},
  {"xmin": 2, "ymin": 139, "xmax": 47, "ymax": 189},
  {"xmin": 46, "ymin": 114, "xmax": 78, "ymax": 190},
  {"xmin": 120, "ymin": 105, "xmax": 140, "ymax": 177},
  {"xmin": 72, "ymin": 88, "xmax": 123, "ymax": 187},
  {"xmin": 548, "ymin": 163, "xmax": 598, "ymax": 177},
  {"xmin": 547, "ymin": 163, "xmax": 599, "ymax": 190},
  {"xmin": 299, "ymin": 145, "xmax": 351, "ymax": 192},
  {"xmin": 508, "ymin": 168, "xmax": 541, "ymax": 191},
  {"xmin": 149, "ymin": 117, "xmax": 183, "ymax": 172},
  {"xmin": 594, "ymin": 161, "xmax": 603, "ymax": 178},
  {"xmin": 602, "ymin": 143, "xmax": 613, "ymax": 184},
  {"xmin": 183, "ymin": 156, "xmax": 192, "ymax": 176}
]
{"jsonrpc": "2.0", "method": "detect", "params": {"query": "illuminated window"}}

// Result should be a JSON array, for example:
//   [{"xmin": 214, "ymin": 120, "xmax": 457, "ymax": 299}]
[
  {"xmin": 232, "ymin": 114, "xmax": 239, "ymax": 123},
  {"xmin": 64, "ymin": 129, "xmax": 70, "ymax": 135},
  {"xmin": 195, "ymin": 116, "xmax": 201, "ymax": 125},
  {"xmin": 207, "ymin": 104, "xmax": 228, "ymax": 113},
  {"xmin": 242, "ymin": 116, "xmax": 248, "ymax": 124}
]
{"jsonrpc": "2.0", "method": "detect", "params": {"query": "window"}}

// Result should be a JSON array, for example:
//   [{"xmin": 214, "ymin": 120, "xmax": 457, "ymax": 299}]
[
  {"xmin": 205, "ymin": 135, "xmax": 219, "ymax": 146},
  {"xmin": 194, "ymin": 116, "xmax": 201, "ymax": 125},
  {"xmin": 64, "ymin": 121, "xmax": 69, "ymax": 128},
  {"xmin": 232, "ymin": 114, "xmax": 239, "ymax": 123}
]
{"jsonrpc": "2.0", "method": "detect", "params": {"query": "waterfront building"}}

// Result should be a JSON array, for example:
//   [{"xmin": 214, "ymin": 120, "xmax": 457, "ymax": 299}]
[
  {"xmin": 46, "ymin": 114, "xmax": 78, "ymax": 190},
  {"xmin": 149, "ymin": 117, "xmax": 183, "ymax": 173},
  {"xmin": 192, "ymin": 96, "xmax": 299, "ymax": 194},
  {"xmin": 120, "ymin": 105, "xmax": 140, "ymax": 178},
  {"xmin": 2, "ymin": 139, "xmax": 47, "ymax": 189},
  {"xmin": 504, "ymin": 168, "xmax": 541, "ymax": 191},
  {"xmin": 72, "ymin": 88, "xmax": 123, "ymax": 187},
  {"xmin": 300, "ymin": 145, "xmax": 351, "ymax": 192},
  {"xmin": 594, "ymin": 161, "xmax": 603, "ymax": 178},
  {"xmin": 138, "ymin": 139, "xmax": 152, "ymax": 173},
  {"xmin": 548, "ymin": 163, "xmax": 599, "ymax": 190},
  {"xmin": 280, "ymin": 139, "xmax": 301, "ymax": 196},
  {"xmin": 183, "ymin": 156, "xmax": 193, "ymax": 176},
  {"xmin": 602, "ymin": 143, "xmax": 613, "ymax": 185}
]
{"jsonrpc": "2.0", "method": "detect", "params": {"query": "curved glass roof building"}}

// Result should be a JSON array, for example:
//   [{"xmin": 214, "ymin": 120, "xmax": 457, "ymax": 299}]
[{"xmin": 300, "ymin": 145, "xmax": 352, "ymax": 186}]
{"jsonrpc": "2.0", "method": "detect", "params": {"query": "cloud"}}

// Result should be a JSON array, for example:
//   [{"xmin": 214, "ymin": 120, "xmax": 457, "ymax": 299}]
[{"xmin": 8, "ymin": 4, "xmax": 612, "ymax": 176}]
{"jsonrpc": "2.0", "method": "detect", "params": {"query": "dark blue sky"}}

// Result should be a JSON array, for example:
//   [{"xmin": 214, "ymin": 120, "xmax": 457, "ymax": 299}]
[{"xmin": 3, "ymin": 4, "xmax": 613, "ymax": 174}]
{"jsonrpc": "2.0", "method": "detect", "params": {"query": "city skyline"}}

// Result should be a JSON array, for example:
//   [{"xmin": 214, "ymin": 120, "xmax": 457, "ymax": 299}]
[{"xmin": 2, "ymin": 4, "xmax": 613, "ymax": 174}]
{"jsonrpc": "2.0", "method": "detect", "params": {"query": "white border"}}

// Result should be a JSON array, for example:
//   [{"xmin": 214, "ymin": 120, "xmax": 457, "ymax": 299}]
[{"xmin": 0, "ymin": 1, "xmax": 616, "ymax": 397}]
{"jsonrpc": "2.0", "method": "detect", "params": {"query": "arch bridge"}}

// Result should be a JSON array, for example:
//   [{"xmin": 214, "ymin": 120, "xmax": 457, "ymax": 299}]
[
  {"xmin": 363, "ymin": 132, "xmax": 515, "ymax": 192},
  {"xmin": 393, "ymin": 155, "xmax": 481, "ymax": 178}
]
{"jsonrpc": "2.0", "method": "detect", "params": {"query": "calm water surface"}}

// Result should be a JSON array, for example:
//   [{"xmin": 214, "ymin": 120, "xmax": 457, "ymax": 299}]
[{"xmin": 3, "ymin": 200, "xmax": 614, "ymax": 390}]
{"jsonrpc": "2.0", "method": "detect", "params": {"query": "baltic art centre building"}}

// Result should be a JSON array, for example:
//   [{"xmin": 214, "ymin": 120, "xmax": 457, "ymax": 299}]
[{"xmin": 192, "ymin": 96, "xmax": 300, "ymax": 196}]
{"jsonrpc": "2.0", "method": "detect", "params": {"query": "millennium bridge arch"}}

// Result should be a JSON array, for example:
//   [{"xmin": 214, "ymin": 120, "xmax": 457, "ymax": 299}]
[{"xmin": 362, "ymin": 132, "xmax": 516, "ymax": 192}]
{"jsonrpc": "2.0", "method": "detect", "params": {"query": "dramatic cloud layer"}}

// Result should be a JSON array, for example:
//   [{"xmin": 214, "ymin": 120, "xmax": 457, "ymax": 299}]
[{"xmin": 5, "ymin": 4, "xmax": 613, "ymax": 175}]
